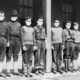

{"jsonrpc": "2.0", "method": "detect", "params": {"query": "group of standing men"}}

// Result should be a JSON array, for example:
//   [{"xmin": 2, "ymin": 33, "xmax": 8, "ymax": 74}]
[
  {"xmin": 0, "ymin": 9, "xmax": 46, "ymax": 77},
  {"xmin": 0, "ymin": 9, "xmax": 80, "ymax": 78},
  {"xmin": 51, "ymin": 20, "xmax": 80, "ymax": 74}
]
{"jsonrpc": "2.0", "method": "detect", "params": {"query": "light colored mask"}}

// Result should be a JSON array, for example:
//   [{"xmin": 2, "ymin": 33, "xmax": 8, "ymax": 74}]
[
  {"xmin": 0, "ymin": 16, "xmax": 5, "ymax": 21},
  {"xmin": 25, "ymin": 21, "xmax": 31, "ymax": 26},
  {"xmin": 66, "ymin": 23, "xmax": 71, "ymax": 29},
  {"xmin": 74, "ymin": 25, "xmax": 79, "ymax": 30},
  {"xmin": 37, "ymin": 21, "xmax": 43, "ymax": 26},
  {"xmin": 11, "ymin": 17, "xmax": 18, "ymax": 21},
  {"xmin": 54, "ymin": 22, "xmax": 60, "ymax": 27}
]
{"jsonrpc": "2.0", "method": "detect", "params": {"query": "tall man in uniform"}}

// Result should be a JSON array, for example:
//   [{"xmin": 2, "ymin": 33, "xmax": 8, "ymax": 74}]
[
  {"xmin": 34, "ymin": 18, "xmax": 46, "ymax": 75},
  {"xmin": 0, "ymin": 11, "xmax": 8, "ymax": 76},
  {"xmin": 51, "ymin": 19, "xmax": 63, "ymax": 74},
  {"xmin": 71, "ymin": 22, "xmax": 80, "ymax": 71},
  {"xmin": 6, "ymin": 9, "xmax": 21, "ymax": 75},
  {"xmin": 63, "ymin": 21, "xmax": 74, "ymax": 72},
  {"xmin": 21, "ymin": 17, "xmax": 35, "ymax": 77}
]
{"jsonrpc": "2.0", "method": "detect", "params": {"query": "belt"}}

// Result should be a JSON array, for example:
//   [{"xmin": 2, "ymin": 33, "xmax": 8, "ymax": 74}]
[
  {"xmin": 36, "ymin": 38, "xmax": 45, "ymax": 40},
  {"xmin": 10, "ymin": 35, "xmax": 19, "ymax": 38},
  {"xmin": 0, "ymin": 35, "xmax": 7, "ymax": 38},
  {"xmin": 73, "ymin": 42, "xmax": 80, "ymax": 44}
]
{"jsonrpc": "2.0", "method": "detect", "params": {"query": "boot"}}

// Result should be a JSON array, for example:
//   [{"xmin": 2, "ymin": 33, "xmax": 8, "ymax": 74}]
[
  {"xmin": 13, "ymin": 62, "xmax": 22, "ymax": 76},
  {"xmin": 6, "ymin": 62, "xmax": 12, "ymax": 77},
  {"xmin": 0, "ymin": 62, "xmax": 6, "ymax": 77},
  {"xmin": 67, "ymin": 59, "xmax": 73, "ymax": 72},
  {"xmin": 64, "ymin": 58, "xmax": 68, "ymax": 73},
  {"xmin": 57, "ymin": 62, "xmax": 63, "ymax": 74},
  {"xmin": 23, "ymin": 63, "xmax": 28, "ymax": 77},
  {"xmin": 0, "ymin": 62, "xmax": 3, "ymax": 73},
  {"xmin": 73, "ymin": 59, "xmax": 78, "ymax": 72}
]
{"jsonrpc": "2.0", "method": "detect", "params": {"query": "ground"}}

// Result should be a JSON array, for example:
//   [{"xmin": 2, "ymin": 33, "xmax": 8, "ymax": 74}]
[
  {"xmin": 0, "ymin": 72, "xmax": 80, "ymax": 80},
  {"xmin": 1, "ymin": 50, "xmax": 80, "ymax": 80}
]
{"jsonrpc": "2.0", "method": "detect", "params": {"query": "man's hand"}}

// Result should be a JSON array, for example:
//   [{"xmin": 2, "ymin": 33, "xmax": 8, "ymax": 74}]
[
  {"xmin": 23, "ymin": 45, "xmax": 27, "ymax": 51},
  {"xmin": 51, "ymin": 45, "xmax": 54, "ymax": 50},
  {"xmin": 33, "ymin": 45, "xmax": 38, "ymax": 51},
  {"xmin": 62, "ymin": 45, "xmax": 65, "ymax": 49},
  {"xmin": 7, "ymin": 42, "xmax": 10, "ymax": 47}
]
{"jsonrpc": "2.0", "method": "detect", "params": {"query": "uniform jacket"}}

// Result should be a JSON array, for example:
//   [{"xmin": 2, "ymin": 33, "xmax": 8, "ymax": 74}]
[
  {"xmin": 34, "ymin": 25, "xmax": 46, "ymax": 40},
  {"xmin": 51, "ymin": 27, "xmax": 63, "ymax": 43},
  {"xmin": 72, "ymin": 30, "xmax": 80, "ymax": 43},
  {"xmin": 8, "ymin": 21, "xmax": 21, "ymax": 38},
  {"xmin": 21, "ymin": 26, "xmax": 35, "ymax": 45},
  {"xmin": 0, "ymin": 21, "xmax": 9, "ymax": 39},
  {"xmin": 62, "ymin": 29, "xmax": 73, "ymax": 44}
]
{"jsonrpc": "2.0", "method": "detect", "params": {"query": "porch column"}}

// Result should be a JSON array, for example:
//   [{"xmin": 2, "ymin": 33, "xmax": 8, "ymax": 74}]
[{"xmin": 46, "ymin": 0, "xmax": 52, "ymax": 72}]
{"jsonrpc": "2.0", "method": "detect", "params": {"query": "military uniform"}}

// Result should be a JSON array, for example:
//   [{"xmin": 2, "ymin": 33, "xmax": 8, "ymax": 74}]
[
  {"xmin": 71, "ymin": 30, "xmax": 80, "ymax": 60},
  {"xmin": 7, "ymin": 21, "xmax": 21, "ymax": 62},
  {"xmin": 21, "ymin": 25, "xmax": 35, "ymax": 76},
  {"xmin": 63, "ymin": 29, "xmax": 74, "ymax": 72},
  {"xmin": 0, "ymin": 21, "xmax": 8, "ymax": 61},
  {"xmin": 51, "ymin": 27, "xmax": 63, "ymax": 73},
  {"xmin": 34, "ymin": 25, "xmax": 46, "ymax": 72}
]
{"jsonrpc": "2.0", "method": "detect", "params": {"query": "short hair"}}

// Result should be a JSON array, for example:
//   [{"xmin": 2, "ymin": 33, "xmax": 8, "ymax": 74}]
[
  {"xmin": 0, "ymin": 11, "xmax": 4, "ymax": 15},
  {"xmin": 66, "ymin": 21, "xmax": 71, "ymax": 24},
  {"xmin": 54, "ymin": 19, "xmax": 60, "ymax": 23},
  {"xmin": 25, "ymin": 16, "xmax": 32, "ymax": 21},
  {"xmin": 74, "ymin": 22, "xmax": 79, "ymax": 25}
]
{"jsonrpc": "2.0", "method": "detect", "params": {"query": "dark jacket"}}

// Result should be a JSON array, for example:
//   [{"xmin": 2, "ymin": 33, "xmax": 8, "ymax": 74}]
[
  {"xmin": 34, "ymin": 25, "xmax": 46, "ymax": 40},
  {"xmin": 0, "ymin": 21, "xmax": 9, "ymax": 39},
  {"xmin": 8, "ymin": 21, "xmax": 21, "ymax": 38}
]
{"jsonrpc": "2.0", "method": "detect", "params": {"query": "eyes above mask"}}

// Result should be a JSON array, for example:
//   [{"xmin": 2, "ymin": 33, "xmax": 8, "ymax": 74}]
[
  {"xmin": 74, "ymin": 26, "xmax": 79, "ymax": 30},
  {"xmin": 66, "ymin": 23, "xmax": 71, "ymax": 29}
]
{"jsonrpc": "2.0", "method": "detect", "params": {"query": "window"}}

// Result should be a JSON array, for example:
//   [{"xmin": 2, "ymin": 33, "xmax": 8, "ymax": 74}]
[
  {"xmin": 19, "ymin": 0, "xmax": 33, "ymax": 17},
  {"xmin": 62, "ymin": 3, "xmax": 73, "ymax": 21}
]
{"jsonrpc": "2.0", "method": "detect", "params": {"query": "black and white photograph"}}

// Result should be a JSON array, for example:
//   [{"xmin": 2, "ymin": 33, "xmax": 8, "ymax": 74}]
[{"xmin": 0, "ymin": 0, "xmax": 80, "ymax": 80}]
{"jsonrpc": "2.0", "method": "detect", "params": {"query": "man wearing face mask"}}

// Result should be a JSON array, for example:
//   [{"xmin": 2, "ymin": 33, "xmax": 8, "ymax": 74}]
[
  {"xmin": 6, "ymin": 9, "xmax": 21, "ymax": 76},
  {"xmin": 21, "ymin": 17, "xmax": 36, "ymax": 77},
  {"xmin": 71, "ymin": 22, "xmax": 80, "ymax": 71},
  {"xmin": 0, "ymin": 11, "xmax": 8, "ymax": 77},
  {"xmin": 63, "ymin": 21, "xmax": 74, "ymax": 72},
  {"xmin": 34, "ymin": 17, "xmax": 46, "ymax": 75},
  {"xmin": 51, "ymin": 19, "xmax": 63, "ymax": 74}
]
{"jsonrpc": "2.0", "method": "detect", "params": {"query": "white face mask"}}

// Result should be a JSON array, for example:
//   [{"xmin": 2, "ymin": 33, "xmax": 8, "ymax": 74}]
[
  {"xmin": 0, "ymin": 16, "xmax": 5, "ymax": 21},
  {"xmin": 54, "ymin": 22, "xmax": 60, "ymax": 27},
  {"xmin": 74, "ymin": 25, "xmax": 79, "ymax": 30},
  {"xmin": 0, "ymin": 13, "xmax": 5, "ymax": 21},
  {"xmin": 66, "ymin": 23, "xmax": 71, "ymax": 29},
  {"xmin": 25, "ymin": 21, "xmax": 31, "ymax": 26},
  {"xmin": 37, "ymin": 21, "xmax": 43, "ymax": 26},
  {"xmin": 11, "ymin": 17, "xmax": 18, "ymax": 21}
]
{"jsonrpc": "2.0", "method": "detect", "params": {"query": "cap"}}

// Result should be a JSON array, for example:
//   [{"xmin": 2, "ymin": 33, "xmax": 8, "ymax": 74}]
[
  {"xmin": 37, "ymin": 17, "xmax": 43, "ymax": 22},
  {"xmin": 11, "ymin": 9, "xmax": 18, "ymax": 16},
  {"xmin": 74, "ymin": 22, "xmax": 79, "ymax": 25},
  {"xmin": 25, "ymin": 17, "xmax": 32, "ymax": 21},
  {"xmin": 0, "ymin": 11, "xmax": 4, "ymax": 16},
  {"xmin": 54, "ymin": 20, "xmax": 60, "ymax": 23}
]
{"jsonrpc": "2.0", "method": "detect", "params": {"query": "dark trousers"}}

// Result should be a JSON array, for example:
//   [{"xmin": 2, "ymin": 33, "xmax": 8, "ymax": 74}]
[
  {"xmin": 6, "ymin": 37, "xmax": 21, "ymax": 62},
  {"xmin": 72, "ymin": 43, "xmax": 80, "ymax": 60},
  {"xmin": 52, "ymin": 43, "xmax": 62, "ymax": 70},
  {"xmin": 22, "ymin": 45, "xmax": 33, "ymax": 73},
  {"xmin": 64, "ymin": 42, "xmax": 74, "ymax": 60},
  {"xmin": 0, "ymin": 37, "xmax": 7, "ymax": 61},
  {"xmin": 34, "ymin": 40, "xmax": 46, "ymax": 69}
]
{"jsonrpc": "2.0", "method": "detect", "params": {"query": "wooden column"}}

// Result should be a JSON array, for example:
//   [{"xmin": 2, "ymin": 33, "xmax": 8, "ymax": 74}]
[{"xmin": 46, "ymin": 0, "xmax": 52, "ymax": 72}]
